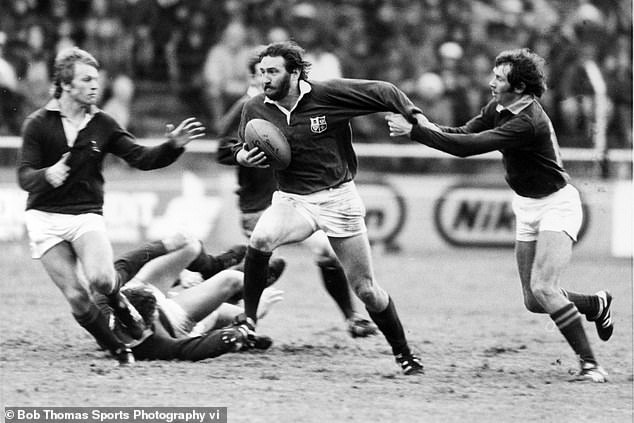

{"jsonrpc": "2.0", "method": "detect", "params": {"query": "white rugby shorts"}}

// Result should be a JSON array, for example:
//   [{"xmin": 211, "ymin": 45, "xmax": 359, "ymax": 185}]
[
  {"xmin": 24, "ymin": 210, "xmax": 107, "ymax": 259},
  {"xmin": 151, "ymin": 285, "xmax": 196, "ymax": 337},
  {"xmin": 512, "ymin": 184, "xmax": 583, "ymax": 242},
  {"xmin": 272, "ymin": 181, "xmax": 367, "ymax": 238}
]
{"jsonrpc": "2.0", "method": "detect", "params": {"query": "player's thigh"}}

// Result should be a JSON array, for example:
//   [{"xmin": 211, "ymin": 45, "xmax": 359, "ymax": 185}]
[
  {"xmin": 171, "ymin": 269, "xmax": 243, "ymax": 322},
  {"xmin": 302, "ymin": 230, "xmax": 338, "ymax": 262},
  {"xmin": 73, "ymin": 230, "xmax": 115, "ymax": 283},
  {"xmin": 515, "ymin": 240, "xmax": 535, "ymax": 288},
  {"xmin": 329, "ymin": 234, "xmax": 375, "ymax": 285},
  {"xmin": 251, "ymin": 202, "xmax": 315, "ymax": 250},
  {"xmin": 40, "ymin": 242, "xmax": 91, "ymax": 309},
  {"xmin": 532, "ymin": 230, "xmax": 573, "ymax": 285}
]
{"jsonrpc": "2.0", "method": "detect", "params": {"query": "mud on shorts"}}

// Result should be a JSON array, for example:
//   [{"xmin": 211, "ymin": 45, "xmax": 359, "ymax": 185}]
[
  {"xmin": 512, "ymin": 184, "xmax": 583, "ymax": 242},
  {"xmin": 272, "ymin": 181, "xmax": 367, "ymax": 238}
]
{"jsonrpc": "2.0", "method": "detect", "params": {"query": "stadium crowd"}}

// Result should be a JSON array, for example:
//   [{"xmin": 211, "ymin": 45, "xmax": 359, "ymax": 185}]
[{"xmin": 0, "ymin": 0, "xmax": 631, "ymax": 148}]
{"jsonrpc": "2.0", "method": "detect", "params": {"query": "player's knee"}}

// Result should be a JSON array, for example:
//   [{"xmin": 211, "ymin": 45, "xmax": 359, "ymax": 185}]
[
  {"xmin": 219, "ymin": 270, "xmax": 243, "ymax": 296},
  {"xmin": 530, "ymin": 281, "xmax": 557, "ymax": 306},
  {"xmin": 181, "ymin": 237, "xmax": 202, "ymax": 260},
  {"xmin": 249, "ymin": 233, "xmax": 275, "ymax": 252},
  {"xmin": 87, "ymin": 269, "xmax": 116, "ymax": 294},
  {"xmin": 315, "ymin": 254, "xmax": 339, "ymax": 268},
  {"xmin": 353, "ymin": 281, "xmax": 378, "ymax": 305}
]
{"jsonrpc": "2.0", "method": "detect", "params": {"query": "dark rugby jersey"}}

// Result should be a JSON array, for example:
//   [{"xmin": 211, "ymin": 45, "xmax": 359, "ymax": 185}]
[
  {"xmin": 18, "ymin": 100, "xmax": 185, "ymax": 215},
  {"xmin": 410, "ymin": 96, "xmax": 569, "ymax": 198},
  {"xmin": 216, "ymin": 92, "xmax": 277, "ymax": 213},
  {"xmin": 238, "ymin": 79, "xmax": 422, "ymax": 195}
]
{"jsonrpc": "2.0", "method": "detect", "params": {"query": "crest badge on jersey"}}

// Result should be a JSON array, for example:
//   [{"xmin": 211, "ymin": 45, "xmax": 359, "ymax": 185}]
[{"xmin": 310, "ymin": 116, "xmax": 327, "ymax": 134}]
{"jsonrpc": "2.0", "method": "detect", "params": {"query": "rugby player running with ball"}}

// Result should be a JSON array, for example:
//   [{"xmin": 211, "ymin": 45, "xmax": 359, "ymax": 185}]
[{"xmin": 232, "ymin": 40, "xmax": 423, "ymax": 375}]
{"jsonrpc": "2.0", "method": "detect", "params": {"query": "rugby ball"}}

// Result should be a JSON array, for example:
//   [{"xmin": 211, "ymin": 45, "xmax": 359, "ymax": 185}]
[{"xmin": 244, "ymin": 119, "xmax": 291, "ymax": 170}]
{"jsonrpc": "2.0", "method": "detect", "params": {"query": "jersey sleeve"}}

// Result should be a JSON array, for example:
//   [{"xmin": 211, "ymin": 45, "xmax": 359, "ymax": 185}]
[
  {"xmin": 131, "ymin": 324, "xmax": 236, "ymax": 361},
  {"xmin": 411, "ymin": 113, "xmax": 536, "ymax": 157},
  {"xmin": 320, "ymin": 79, "xmax": 423, "ymax": 123},
  {"xmin": 17, "ymin": 116, "xmax": 58, "ymax": 194},
  {"xmin": 103, "ymin": 114, "xmax": 185, "ymax": 170}
]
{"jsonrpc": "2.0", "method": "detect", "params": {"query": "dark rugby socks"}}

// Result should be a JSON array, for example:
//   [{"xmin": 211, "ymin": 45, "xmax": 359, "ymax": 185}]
[
  {"xmin": 319, "ymin": 261, "xmax": 354, "ymax": 320},
  {"xmin": 186, "ymin": 243, "xmax": 225, "ymax": 279},
  {"xmin": 367, "ymin": 297, "xmax": 410, "ymax": 357},
  {"xmin": 551, "ymin": 303, "xmax": 596, "ymax": 365},
  {"xmin": 73, "ymin": 303, "xmax": 125, "ymax": 354},
  {"xmin": 561, "ymin": 289, "xmax": 601, "ymax": 320},
  {"xmin": 243, "ymin": 247, "xmax": 272, "ymax": 322}
]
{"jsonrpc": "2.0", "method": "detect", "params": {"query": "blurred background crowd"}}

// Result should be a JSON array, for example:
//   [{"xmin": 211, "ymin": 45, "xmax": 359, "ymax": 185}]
[{"xmin": 0, "ymin": 0, "xmax": 631, "ymax": 149}]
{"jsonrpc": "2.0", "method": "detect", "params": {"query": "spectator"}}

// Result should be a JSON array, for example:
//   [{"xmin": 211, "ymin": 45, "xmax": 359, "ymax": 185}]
[
  {"xmin": 289, "ymin": 3, "xmax": 342, "ymax": 81},
  {"xmin": 0, "ymin": 31, "xmax": 22, "ymax": 135},
  {"xmin": 436, "ymin": 41, "xmax": 473, "ymax": 125},
  {"xmin": 102, "ymin": 74, "xmax": 135, "ymax": 131},
  {"xmin": 172, "ymin": 7, "xmax": 213, "ymax": 127},
  {"xmin": 203, "ymin": 20, "xmax": 254, "ymax": 133}
]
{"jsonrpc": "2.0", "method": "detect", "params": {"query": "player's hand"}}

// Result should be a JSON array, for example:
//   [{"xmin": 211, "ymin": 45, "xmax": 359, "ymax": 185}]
[
  {"xmin": 257, "ymin": 287, "xmax": 284, "ymax": 320},
  {"xmin": 236, "ymin": 145, "xmax": 270, "ymax": 168},
  {"xmin": 385, "ymin": 113, "xmax": 414, "ymax": 137},
  {"xmin": 45, "ymin": 152, "xmax": 70, "ymax": 188},
  {"xmin": 166, "ymin": 117, "xmax": 206, "ymax": 148}
]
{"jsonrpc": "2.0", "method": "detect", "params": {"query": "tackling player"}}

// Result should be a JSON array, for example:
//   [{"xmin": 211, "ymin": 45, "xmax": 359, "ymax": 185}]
[{"xmin": 386, "ymin": 48, "xmax": 613, "ymax": 382}]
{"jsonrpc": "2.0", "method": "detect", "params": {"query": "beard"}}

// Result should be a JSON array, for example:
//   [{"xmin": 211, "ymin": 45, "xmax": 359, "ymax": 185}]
[{"xmin": 265, "ymin": 74, "xmax": 291, "ymax": 101}]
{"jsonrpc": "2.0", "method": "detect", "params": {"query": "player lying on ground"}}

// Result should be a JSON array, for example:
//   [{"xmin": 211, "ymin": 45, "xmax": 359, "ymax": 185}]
[
  {"xmin": 386, "ymin": 48, "xmax": 613, "ymax": 383},
  {"xmin": 97, "ymin": 233, "xmax": 285, "ymax": 361}
]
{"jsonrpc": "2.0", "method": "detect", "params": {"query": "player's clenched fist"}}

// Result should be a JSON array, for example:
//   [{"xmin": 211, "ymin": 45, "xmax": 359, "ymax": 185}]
[{"xmin": 45, "ymin": 152, "xmax": 70, "ymax": 188}]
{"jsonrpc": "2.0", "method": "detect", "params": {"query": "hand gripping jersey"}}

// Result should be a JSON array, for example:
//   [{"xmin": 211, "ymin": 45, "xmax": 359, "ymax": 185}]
[{"xmin": 410, "ymin": 96, "xmax": 570, "ymax": 198}]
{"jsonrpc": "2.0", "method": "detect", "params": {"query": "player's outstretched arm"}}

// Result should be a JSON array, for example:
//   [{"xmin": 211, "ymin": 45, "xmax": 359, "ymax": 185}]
[{"xmin": 166, "ymin": 117, "xmax": 206, "ymax": 148}]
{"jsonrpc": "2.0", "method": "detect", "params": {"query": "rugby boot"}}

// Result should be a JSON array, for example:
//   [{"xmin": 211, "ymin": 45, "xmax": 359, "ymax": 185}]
[
  {"xmin": 571, "ymin": 361, "xmax": 608, "ymax": 383},
  {"xmin": 395, "ymin": 352, "xmax": 424, "ymax": 375},
  {"xmin": 592, "ymin": 291, "xmax": 614, "ymax": 341},
  {"xmin": 113, "ymin": 346, "xmax": 135, "ymax": 366},
  {"xmin": 346, "ymin": 315, "xmax": 378, "ymax": 338}
]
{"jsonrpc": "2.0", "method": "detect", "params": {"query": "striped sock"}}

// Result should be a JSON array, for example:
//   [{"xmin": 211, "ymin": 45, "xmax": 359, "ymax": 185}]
[
  {"xmin": 550, "ymin": 303, "xmax": 596, "ymax": 365},
  {"xmin": 561, "ymin": 289, "xmax": 601, "ymax": 319}
]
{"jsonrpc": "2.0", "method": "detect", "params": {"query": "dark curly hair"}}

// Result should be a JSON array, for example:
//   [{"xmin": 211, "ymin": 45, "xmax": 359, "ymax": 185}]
[
  {"xmin": 121, "ymin": 286, "xmax": 157, "ymax": 328},
  {"xmin": 258, "ymin": 40, "xmax": 312, "ymax": 81},
  {"xmin": 494, "ymin": 48, "xmax": 547, "ymax": 98},
  {"xmin": 52, "ymin": 47, "xmax": 99, "ymax": 99}
]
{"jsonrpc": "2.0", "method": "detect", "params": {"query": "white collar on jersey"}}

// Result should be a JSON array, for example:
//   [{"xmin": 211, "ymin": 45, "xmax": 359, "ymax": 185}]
[
  {"xmin": 263, "ymin": 80, "xmax": 312, "ymax": 106},
  {"xmin": 495, "ymin": 94, "xmax": 534, "ymax": 115}
]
